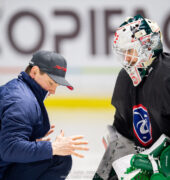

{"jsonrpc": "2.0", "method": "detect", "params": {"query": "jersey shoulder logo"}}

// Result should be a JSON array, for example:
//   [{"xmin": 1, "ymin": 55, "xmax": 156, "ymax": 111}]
[{"xmin": 133, "ymin": 104, "xmax": 152, "ymax": 146}]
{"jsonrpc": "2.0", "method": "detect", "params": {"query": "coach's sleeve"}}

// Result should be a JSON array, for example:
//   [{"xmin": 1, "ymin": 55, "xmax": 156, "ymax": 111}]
[{"xmin": 0, "ymin": 100, "xmax": 52, "ymax": 163}]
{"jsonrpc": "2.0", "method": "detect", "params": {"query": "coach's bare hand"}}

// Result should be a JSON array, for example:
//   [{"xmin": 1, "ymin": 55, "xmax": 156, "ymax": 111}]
[{"xmin": 52, "ymin": 130, "xmax": 89, "ymax": 158}]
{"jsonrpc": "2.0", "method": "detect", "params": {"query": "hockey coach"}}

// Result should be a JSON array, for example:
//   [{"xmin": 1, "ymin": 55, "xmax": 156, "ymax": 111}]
[{"xmin": 0, "ymin": 50, "xmax": 88, "ymax": 180}]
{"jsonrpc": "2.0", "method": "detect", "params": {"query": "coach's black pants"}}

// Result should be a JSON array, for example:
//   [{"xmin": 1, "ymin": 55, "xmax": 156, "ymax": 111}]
[{"xmin": 4, "ymin": 155, "xmax": 72, "ymax": 180}]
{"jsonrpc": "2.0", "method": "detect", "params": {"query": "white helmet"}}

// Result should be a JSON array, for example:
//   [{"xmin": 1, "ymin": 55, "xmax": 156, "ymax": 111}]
[{"xmin": 113, "ymin": 15, "xmax": 163, "ymax": 86}]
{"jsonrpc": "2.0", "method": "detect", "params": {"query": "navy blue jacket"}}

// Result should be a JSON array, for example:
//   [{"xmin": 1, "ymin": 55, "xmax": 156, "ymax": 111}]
[{"xmin": 0, "ymin": 72, "xmax": 52, "ymax": 179}]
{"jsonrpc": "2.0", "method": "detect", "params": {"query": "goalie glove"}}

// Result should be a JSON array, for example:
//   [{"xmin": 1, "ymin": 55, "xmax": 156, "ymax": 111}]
[{"xmin": 120, "ymin": 134, "xmax": 170, "ymax": 180}]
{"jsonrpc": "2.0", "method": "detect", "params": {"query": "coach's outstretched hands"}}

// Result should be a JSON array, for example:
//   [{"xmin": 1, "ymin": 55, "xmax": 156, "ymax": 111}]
[{"xmin": 52, "ymin": 130, "xmax": 89, "ymax": 158}]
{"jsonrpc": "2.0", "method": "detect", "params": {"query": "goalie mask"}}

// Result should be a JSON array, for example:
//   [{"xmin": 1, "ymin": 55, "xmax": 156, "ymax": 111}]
[{"xmin": 113, "ymin": 15, "xmax": 163, "ymax": 86}]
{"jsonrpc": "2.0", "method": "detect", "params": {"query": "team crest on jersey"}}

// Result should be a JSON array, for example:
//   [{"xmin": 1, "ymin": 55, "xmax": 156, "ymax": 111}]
[{"xmin": 133, "ymin": 104, "xmax": 152, "ymax": 146}]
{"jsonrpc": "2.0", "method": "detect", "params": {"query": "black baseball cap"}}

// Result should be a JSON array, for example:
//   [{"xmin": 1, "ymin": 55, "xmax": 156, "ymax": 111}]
[{"xmin": 29, "ymin": 50, "xmax": 73, "ymax": 90}]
